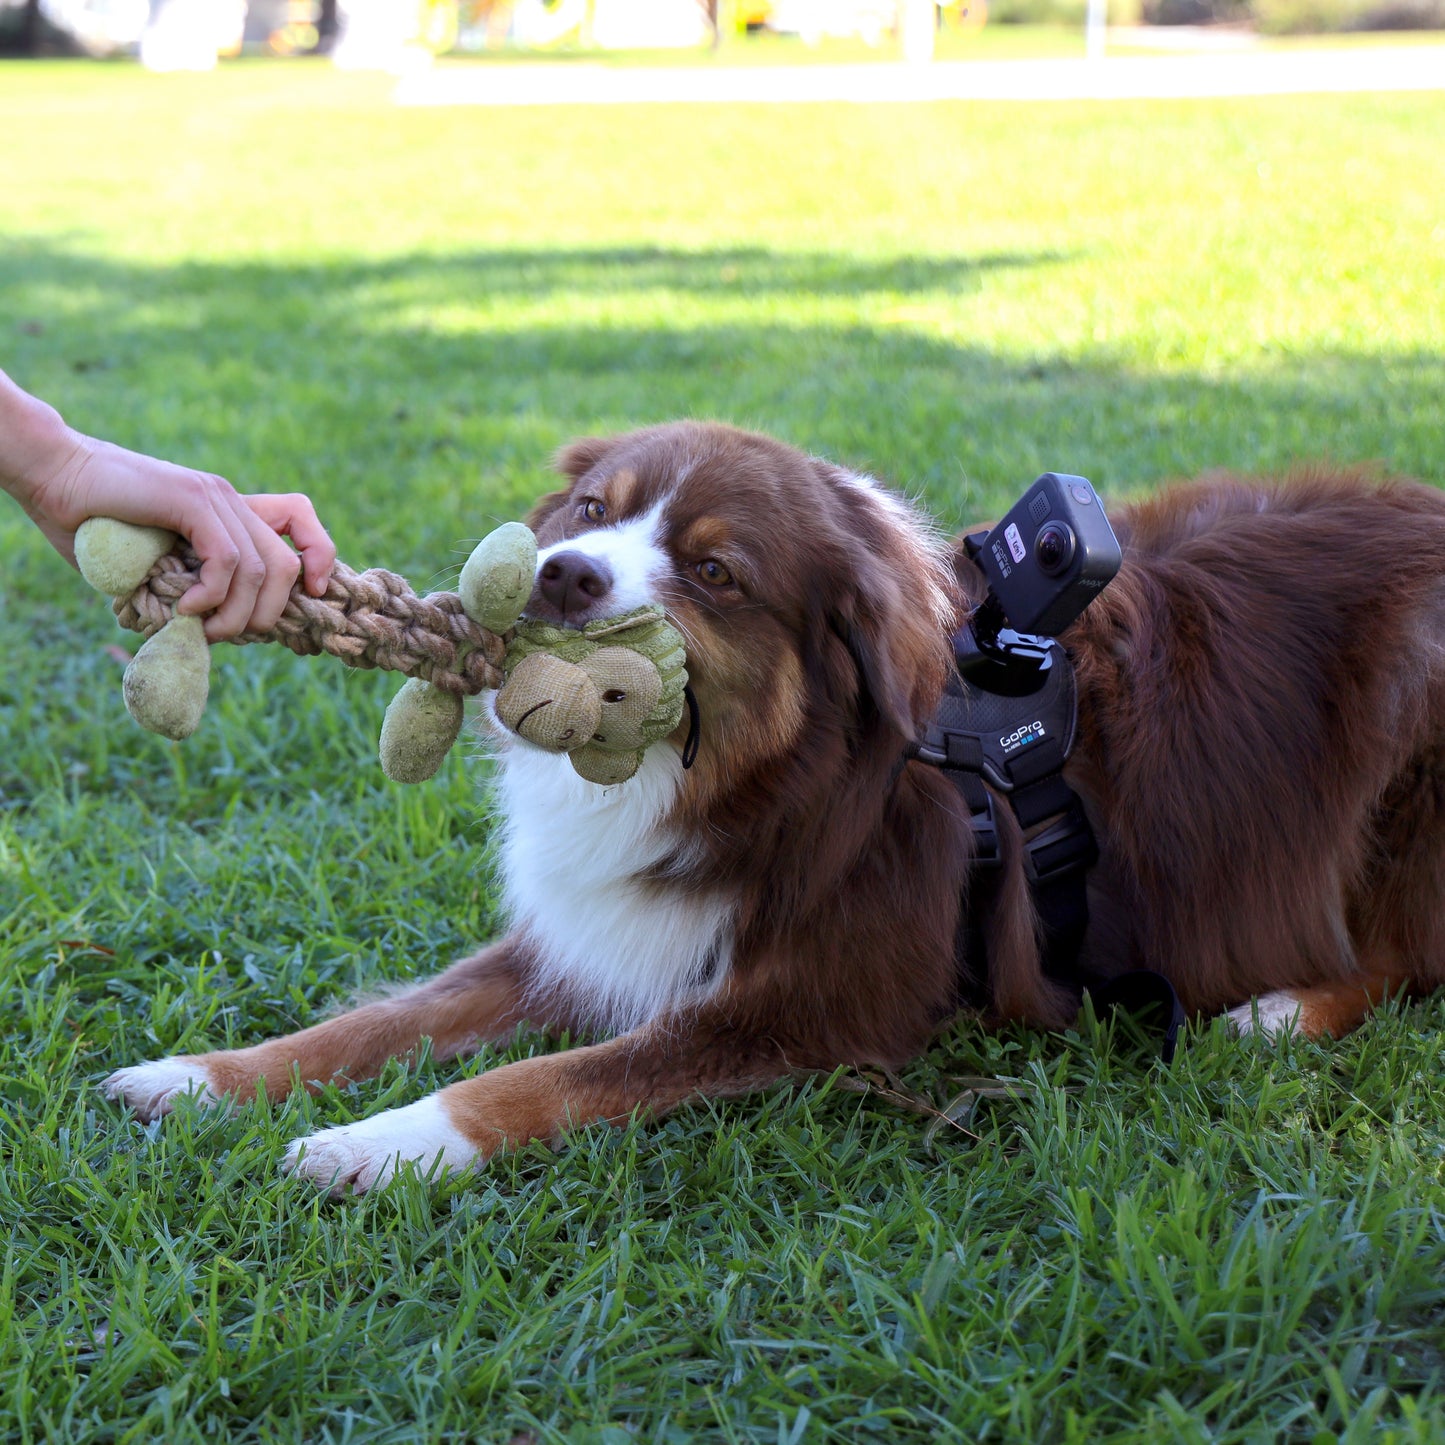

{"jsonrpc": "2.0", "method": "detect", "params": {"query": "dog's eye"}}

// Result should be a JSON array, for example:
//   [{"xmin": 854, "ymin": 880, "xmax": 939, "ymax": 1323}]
[
  {"xmin": 696, "ymin": 559, "xmax": 733, "ymax": 587},
  {"xmin": 580, "ymin": 499, "xmax": 607, "ymax": 523}
]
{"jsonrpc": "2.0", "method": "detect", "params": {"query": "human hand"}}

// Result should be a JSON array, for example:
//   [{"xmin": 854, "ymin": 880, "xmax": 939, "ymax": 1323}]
[{"xmin": 1, "ymin": 380, "xmax": 336, "ymax": 641}]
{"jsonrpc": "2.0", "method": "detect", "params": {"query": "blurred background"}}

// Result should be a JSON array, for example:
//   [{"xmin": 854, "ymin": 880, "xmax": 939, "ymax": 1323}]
[
  {"xmin": 3, "ymin": 0, "xmax": 1443, "ymax": 63},
  {"xmin": 2, "ymin": 0, "xmax": 1442, "ymax": 902}
]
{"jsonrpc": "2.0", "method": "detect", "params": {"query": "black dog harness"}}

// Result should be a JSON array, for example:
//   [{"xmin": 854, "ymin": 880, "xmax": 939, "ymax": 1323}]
[{"xmin": 908, "ymin": 617, "xmax": 1185, "ymax": 1061}]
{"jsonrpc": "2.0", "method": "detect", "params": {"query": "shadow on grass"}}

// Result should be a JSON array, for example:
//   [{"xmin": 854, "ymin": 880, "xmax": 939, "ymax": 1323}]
[
  {"xmin": 2, "ymin": 238, "xmax": 1066, "ymax": 315},
  {"xmin": 2, "ymin": 238, "xmax": 1441, "ymax": 547}
]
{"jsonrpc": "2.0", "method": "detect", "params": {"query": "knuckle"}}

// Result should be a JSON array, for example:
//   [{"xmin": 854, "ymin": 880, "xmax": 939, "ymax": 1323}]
[{"xmin": 176, "ymin": 474, "xmax": 209, "ymax": 507}]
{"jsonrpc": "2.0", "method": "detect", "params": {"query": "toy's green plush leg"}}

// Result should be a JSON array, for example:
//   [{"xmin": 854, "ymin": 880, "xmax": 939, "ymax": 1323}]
[
  {"xmin": 122, "ymin": 616, "xmax": 211, "ymax": 740},
  {"xmin": 379, "ymin": 678, "xmax": 464, "ymax": 783},
  {"xmin": 569, "ymin": 744, "xmax": 644, "ymax": 785},
  {"xmin": 75, "ymin": 517, "xmax": 176, "ymax": 594},
  {"xmin": 374, "ymin": 521, "xmax": 539, "ymax": 781},
  {"xmin": 74, "ymin": 517, "xmax": 213, "ymax": 740},
  {"xmin": 458, "ymin": 521, "xmax": 537, "ymax": 632}
]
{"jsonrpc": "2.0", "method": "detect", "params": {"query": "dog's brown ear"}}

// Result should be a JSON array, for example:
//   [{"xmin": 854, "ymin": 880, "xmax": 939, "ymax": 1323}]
[
  {"xmin": 816, "ymin": 462, "xmax": 954, "ymax": 742},
  {"xmin": 834, "ymin": 574, "xmax": 923, "ymax": 741},
  {"xmin": 848, "ymin": 635, "xmax": 914, "ymax": 739},
  {"xmin": 553, "ymin": 435, "xmax": 616, "ymax": 483},
  {"xmin": 526, "ymin": 436, "xmax": 620, "ymax": 531},
  {"xmin": 524, "ymin": 487, "xmax": 573, "ymax": 532}
]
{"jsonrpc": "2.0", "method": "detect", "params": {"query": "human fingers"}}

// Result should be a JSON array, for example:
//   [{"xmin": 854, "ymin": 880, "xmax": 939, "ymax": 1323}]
[
  {"xmin": 192, "ymin": 488, "xmax": 302, "ymax": 641},
  {"xmin": 244, "ymin": 493, "xmax": 336, "ymax": 597},
  {"xmin": 24, "ymin": 436, "xmax": 240, "ymax": 585},
  {"xmin": 171, "ymin": 478, "xmax": 266, "ymax": 639}
]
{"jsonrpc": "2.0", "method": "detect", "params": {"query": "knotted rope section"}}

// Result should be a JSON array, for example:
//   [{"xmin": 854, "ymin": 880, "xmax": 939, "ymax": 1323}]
[{"xmin": 112, "ymin": 545, "xmax": 508, "ymax": 696}]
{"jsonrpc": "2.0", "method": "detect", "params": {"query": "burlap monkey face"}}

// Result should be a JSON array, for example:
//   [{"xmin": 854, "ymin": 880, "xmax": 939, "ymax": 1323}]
[
  {"xmin": 493, "ymin": 614, "xmax": 687, "ymax": 784},
  {"xmin": 496, "ymin": 652, "xmax": 603, "ymax": 749},
  {"xmin": 581, "ymin": 647, "xmax": 663, "ymax": 751}
]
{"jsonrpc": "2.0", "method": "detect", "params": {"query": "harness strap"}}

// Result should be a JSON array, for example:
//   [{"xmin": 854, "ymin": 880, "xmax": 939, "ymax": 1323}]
[
  {"xmin": 1087, "ymin": 970, "xmax": 1187, "ymax": 1065},
  {"xmin": 1003, "ymin": 739, "xmax": 1081, "ymax": 829},
  {"xmin": 911, "ymin": 625, "xmax": 1183, "ymax": 1060},
  {"xmin": 939, "ymin": 772, "xmax": 1093, "ymax": 988}
]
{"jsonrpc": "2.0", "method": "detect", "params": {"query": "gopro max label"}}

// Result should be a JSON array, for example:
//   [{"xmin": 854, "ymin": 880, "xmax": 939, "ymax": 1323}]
[
  {"xmin": 1000, "ymin": 720, "xmax": 1046, "ymax": 754},
  {"xmin": 1004, "ymin": 523, "xmax": 1027, "ymax": 564}
]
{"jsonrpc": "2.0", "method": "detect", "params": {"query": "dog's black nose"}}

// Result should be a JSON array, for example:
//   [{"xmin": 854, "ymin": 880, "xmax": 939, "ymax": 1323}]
[{"xmin": 535, "ymin": 550, "xmax": 613, "ymax": 620}]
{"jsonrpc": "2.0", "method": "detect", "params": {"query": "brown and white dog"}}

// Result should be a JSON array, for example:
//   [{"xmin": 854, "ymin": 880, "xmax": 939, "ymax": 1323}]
[{"xmin": 105, "ymin": 422, "xmax": 1445, "ymax": 1194}]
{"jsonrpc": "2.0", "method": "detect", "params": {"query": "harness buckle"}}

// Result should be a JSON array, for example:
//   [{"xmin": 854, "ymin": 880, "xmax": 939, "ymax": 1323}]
[
  {"xmin": 1023, "ymin": 800, "xmax": 1099, "ymax": 885},
  {"xmin": 970, "ymin": 792, "xmax": 1002, "ymax": 870}
]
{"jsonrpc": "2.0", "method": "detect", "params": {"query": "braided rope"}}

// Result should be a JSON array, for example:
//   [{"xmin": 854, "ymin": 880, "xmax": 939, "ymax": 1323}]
[{"xmin": 113, "ymin": 546, "xmax": 508, "ymax": 695}]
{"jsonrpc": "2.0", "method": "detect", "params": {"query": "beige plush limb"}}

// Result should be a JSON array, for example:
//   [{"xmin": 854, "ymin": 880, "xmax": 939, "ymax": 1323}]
[
  {"xmin": 458, "ymin": 522, "xmax": 537, "ymax": 632},
  {"xmin": 75, "ymin": 517, "xmax": 177, "ymax": 595},
  {"xmin": 379, "ymin": 679, "xmax": 465, "ymax": 783},
  {"xmin": 121, "ymin": 614, "xmax": 210, "ymax": 741}
]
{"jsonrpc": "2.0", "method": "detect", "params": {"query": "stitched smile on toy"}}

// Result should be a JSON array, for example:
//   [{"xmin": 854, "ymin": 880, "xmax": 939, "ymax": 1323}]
[{"xmin": 512, "ymin": 699, "xmax": 556, "ymax": 735}]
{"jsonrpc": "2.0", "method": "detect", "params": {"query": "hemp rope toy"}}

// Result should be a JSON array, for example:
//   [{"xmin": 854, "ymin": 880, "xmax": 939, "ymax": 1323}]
[{"xmin": 73, "ymin": 517, "xmax": 688, "ymax": 787}]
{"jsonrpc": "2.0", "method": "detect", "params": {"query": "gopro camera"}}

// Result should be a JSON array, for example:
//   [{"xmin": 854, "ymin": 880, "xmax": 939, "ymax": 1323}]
[{"xmin": 973, "ymin": 472, "xmax": 1121, "ymax": 637}]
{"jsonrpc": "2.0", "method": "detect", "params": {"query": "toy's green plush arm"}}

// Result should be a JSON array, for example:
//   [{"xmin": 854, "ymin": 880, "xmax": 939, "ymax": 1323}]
[{"xmin": 74, "ymin": 518, "xmax": 209, "ymax": 740}]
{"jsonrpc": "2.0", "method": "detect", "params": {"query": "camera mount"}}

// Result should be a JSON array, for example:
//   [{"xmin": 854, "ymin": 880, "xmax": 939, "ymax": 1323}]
[{"xmin": 956, "ymin": 534, "xmax": 1056, "ymax": 698}]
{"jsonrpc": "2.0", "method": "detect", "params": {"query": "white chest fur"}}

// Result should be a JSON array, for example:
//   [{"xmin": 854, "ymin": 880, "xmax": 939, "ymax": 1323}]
[{"xmin": 491, "ymin": 740, "xmax": 733, "ymax": 1036}]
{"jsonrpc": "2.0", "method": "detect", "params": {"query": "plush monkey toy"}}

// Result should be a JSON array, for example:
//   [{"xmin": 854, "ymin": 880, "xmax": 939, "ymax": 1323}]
[{"xmin": 74, "ymin": 517, "xmax": 688, "ymax": 786}]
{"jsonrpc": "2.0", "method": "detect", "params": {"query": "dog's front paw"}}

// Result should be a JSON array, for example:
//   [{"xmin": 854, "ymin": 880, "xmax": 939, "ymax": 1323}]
[
  {"xmin": 104, "ymin": 1057, "xmax": 221, "ymax": 1121},
  {"xmin": 1226, "ymin": 991, "xmax": 1303, "ymax": 1039},
  {"xmin": 282, "ymin": 1095, "xmax": 478, "ymax": 1197}
]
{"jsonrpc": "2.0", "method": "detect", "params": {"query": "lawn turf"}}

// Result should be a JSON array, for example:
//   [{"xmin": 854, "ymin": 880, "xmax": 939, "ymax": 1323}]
[{"xmin": 1, "ymin": 59, "xmax": 1444, "ymax": 1443}]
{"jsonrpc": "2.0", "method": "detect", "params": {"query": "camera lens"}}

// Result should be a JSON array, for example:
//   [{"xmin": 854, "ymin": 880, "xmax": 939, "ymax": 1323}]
[{"xmin": 1035, "ymin": 521, "xmax": 1076, "ymax": 576}]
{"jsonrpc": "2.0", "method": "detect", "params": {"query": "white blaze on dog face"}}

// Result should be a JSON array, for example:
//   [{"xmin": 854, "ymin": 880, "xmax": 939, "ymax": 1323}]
[{"xmin": 531, "ymin": 500, "xmax": 670, "ymax": 624}]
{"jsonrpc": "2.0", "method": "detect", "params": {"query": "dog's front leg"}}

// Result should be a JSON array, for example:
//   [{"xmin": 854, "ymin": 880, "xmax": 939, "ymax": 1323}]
[
  {"xmin": 283, "ymin": 1005, "xmax": 797, "ymax": 1196},
  {"xmin": 105, "ymin": 937, "xmax": 536, "ymax": 1121}
]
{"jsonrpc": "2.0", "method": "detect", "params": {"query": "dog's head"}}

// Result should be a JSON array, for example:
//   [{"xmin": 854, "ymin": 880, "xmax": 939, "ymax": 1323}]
[{"xmin": 518, "ymin": 422, "xmax": 958, "ymax": 798}]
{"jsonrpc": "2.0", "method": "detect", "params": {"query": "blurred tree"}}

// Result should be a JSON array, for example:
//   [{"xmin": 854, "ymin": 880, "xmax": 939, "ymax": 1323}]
[
  {"xmin": 0, "ymin": 0, "xmax": 42, "ymax": 54},
  {"xmin": 700, "ymin": 0, "xmax": 722, "ymax": 45}
]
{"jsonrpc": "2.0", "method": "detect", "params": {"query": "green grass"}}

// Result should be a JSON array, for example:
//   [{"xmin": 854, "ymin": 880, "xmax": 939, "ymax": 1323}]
[{"xmin": 1, "ymin": 58, "xmax": 1444, "ymax": 1443}]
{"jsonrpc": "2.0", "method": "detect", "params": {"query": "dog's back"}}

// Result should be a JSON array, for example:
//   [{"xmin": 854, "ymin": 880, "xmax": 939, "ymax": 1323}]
[{"xmin": 1056, "ymin": 469, "xmax": 1445, "ymax": 1030}]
